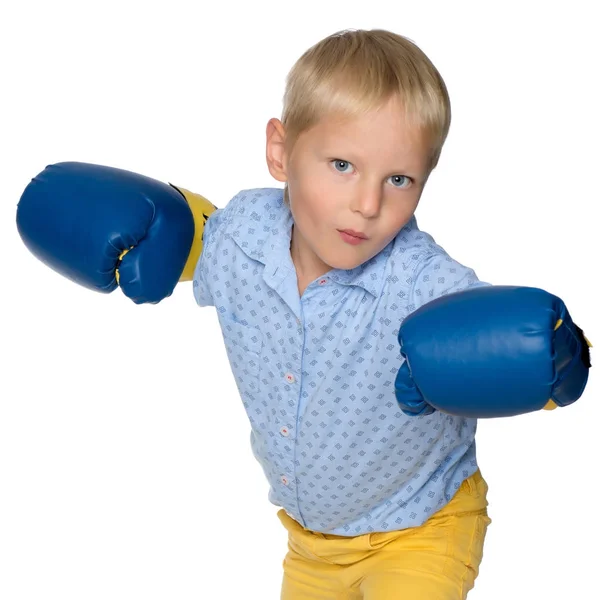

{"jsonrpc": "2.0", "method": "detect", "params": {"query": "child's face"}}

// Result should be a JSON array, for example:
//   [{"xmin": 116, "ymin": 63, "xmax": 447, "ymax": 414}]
[{"xmin": 266, "ymin": 96, "xmax": 432, "ymax": 281}]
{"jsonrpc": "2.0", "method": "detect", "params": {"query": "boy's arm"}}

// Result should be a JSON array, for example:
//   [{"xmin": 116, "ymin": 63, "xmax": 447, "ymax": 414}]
[
  {"xmin": 16, "ymin": 161, "xmax": 217, "ymax": 304},
  {"xmin": 395, "ymin": 252, "xmax": 591, "ymax": 418}
]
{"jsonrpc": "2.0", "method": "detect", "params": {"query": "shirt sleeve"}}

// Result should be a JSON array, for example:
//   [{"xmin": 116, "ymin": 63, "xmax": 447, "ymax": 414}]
[
  {"xmin": 192, "ymin": 207, "xmax": 224, "ymax": 307},
  {"xmin": 408, "ymin": 251, "xmax": 491, "ymax": 314}
]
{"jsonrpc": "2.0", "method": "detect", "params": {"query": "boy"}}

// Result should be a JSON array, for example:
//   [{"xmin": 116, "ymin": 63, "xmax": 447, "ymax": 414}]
[
  {"xmin": 193, "ymin": 29, "xmax": 491, "ymax": 599},
  {"xmin": 17, "ymin": 28, "xmax": 589, "ymax": 599}
]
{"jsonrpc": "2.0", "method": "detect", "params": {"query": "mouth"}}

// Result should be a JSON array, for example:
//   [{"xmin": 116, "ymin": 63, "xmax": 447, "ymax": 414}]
[
  {"xmin": 338, "ymin": 229, "xmax": 369, "ymax": 245},
  {"xmin": 338, "ymin": 229, "xmax": 368, "ymax": 240}
]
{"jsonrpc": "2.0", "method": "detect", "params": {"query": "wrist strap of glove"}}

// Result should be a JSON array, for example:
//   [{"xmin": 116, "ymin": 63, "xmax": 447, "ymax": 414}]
[{"xmin": 170, "ymin": 184, "xmax": 218, "ymax": 282}]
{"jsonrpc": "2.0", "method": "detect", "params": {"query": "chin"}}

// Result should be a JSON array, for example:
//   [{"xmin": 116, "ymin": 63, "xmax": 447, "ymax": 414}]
[{"xmin": 325, "ymin": 254, "xmax": 367, "ymax": 271}]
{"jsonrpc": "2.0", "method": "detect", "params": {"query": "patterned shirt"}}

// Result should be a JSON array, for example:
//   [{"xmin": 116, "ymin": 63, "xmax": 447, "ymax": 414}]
[{"xmin": 193, "ymin": 187, "xmax": 489, "ymax": 535}]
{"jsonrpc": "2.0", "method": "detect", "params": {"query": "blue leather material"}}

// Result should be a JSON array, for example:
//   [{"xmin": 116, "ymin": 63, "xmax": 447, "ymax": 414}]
[
  {"xmin": 16, "ymin": 162, "xmax": 195, "ymax": 304},
  {"xmin": 395, "ymin": 286, "xmax": 591, "ymax": 417},
  {"xmin": 394, "ymin": 361, "xmax": 436, "ymax": 416}
]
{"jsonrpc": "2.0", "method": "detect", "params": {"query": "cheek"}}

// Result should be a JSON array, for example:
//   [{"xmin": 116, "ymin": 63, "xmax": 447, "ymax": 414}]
[
  {"xmin": 293, "ymin": 185, "xmax": 330, "ymax": 220},
  {"xmin": 381, "ymin": 205, "xmax": 415, "ymax": 234},
  {"xmin": 297, "ymin": 196, "xmax": 328, "ymax": 231}
]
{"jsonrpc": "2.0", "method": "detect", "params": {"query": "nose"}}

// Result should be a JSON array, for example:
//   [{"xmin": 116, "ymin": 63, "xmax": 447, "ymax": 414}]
[{"xmin": 350, "ymin": 184, "xmax": 383, "ymax": 218}]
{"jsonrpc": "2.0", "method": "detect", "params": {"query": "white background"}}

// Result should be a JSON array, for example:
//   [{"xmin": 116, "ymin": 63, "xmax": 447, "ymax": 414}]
[{"xmin": 1, "ymin": 1, "xmax": 598, "ymax": 598}]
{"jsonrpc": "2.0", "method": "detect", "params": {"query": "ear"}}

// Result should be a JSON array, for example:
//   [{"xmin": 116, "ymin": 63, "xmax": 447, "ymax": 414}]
[{"xmin": 266, "ymin": 118, "xmax": 288, "ymax": 183}]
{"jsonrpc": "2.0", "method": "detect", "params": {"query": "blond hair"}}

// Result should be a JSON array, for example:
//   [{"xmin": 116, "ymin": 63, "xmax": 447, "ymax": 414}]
[{"xmin": 281, "ymin": 29, "xmax": 451, "ymax": 203}]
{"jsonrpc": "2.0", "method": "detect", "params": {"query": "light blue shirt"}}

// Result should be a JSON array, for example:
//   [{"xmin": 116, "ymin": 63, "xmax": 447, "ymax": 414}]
[{"xmin": 193, "ymin": 187, "xmax": 489, "ymax": 535}]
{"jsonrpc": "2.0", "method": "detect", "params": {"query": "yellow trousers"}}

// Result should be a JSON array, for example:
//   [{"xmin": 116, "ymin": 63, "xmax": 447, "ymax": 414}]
[{"xmin": 278, "ymin": 470, "xmax": 491, "ymax": 599}]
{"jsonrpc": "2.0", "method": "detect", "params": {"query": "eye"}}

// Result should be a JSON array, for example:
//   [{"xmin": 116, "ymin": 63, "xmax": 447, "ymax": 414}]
[
  {"xmin": 331, "ymin": 159, "xmax": 355, "ymax": 173},
  {"xmin": 388, "ymin": 175, "xmax": 412, "ymax": 189}
]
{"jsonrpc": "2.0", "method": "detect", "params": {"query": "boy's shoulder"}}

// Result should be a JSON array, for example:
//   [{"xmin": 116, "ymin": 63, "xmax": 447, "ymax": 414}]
[
  {"xmin": 203, "ymin": 187, "xmax": 290, "ymax": 260},
  {"xmin": 213, "ymin": 187, "xmax": 286, "ymax": 223},
  {"xmin": 387, "ymin": 217, "xmax": 480, "ymax": 289},
  {"xmin": 391, "ymin": 216, "xmax": 448, "ymax": 265},
  {"xmin": 390, "ymin": 218, "xmax": 485, "ymax": 307}
]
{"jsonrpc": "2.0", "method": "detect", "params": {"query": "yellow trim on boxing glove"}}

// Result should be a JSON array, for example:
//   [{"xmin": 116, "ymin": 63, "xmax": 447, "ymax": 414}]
[
  {"xmin": 115, "ymin": 247, "xmax": 133, "ymax": 285},
  {"xmin": 543, "ymin": 400, "xmax": 558, "ymax": 411},
  {"xmin": 170, "ymin": 185, "xmax": 218, "ymax": 282}
]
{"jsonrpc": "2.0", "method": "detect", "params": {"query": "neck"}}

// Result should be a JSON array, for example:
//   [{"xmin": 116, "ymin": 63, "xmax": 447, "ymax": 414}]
[{"xmin": 290, "ymin": 225, "xmax": 329, "ymax": 295}]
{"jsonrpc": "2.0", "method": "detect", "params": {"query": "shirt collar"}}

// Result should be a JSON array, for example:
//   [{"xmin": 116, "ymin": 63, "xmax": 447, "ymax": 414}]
[{"xmin": 229, "ymin": 187, "xmax": 410, "ymax": 298}]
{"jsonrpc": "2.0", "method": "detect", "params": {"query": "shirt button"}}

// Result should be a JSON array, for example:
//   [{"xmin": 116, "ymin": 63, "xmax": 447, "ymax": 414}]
[
  {"xmin": 281, "ymin": 476, "xmax": 289, "ymax": 485},
  {"xmin": 285, "ymin": 373, "xmax": 295, "ymax": 384},
  {"xmin": 318, "ymin": 278, "xmax": 328, "ymax": 285},
  {"xmin": 280, "ymin": 426, "xmax": 290, "ymax": 437}
]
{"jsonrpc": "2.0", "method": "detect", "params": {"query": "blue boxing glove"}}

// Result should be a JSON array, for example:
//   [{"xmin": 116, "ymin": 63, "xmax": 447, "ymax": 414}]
[
  {"xmin": 17, "ymin": 162, "xmax": 217, "ymax": 304},
  {"xmin": 395, "ymin": 286, "xmax": 592, "ymax": 418}
]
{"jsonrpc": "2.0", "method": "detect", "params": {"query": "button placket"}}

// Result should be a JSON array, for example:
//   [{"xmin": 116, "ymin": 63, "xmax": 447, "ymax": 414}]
[{"xmin": 278, "ymin": 317, "xmax": 303, "ymax": 523}]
